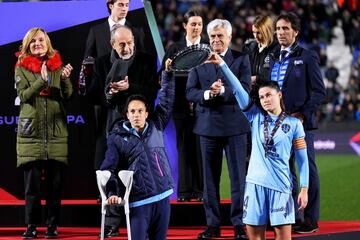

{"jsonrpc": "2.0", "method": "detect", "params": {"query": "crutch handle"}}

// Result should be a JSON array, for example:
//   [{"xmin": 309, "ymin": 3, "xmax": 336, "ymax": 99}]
[{"xmin": 105, "ymin": 196, "xmax": 124, "ymax": 206}]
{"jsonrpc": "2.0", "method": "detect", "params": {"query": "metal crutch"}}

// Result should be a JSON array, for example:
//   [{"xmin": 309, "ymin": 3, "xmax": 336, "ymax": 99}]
[
  {"xmin": 95, "ymin": 170, "xmax": 111, "ymax": 240},
  {"xmin": 118, "ymin": 170, "xmax": 134, "ymax": 240}
]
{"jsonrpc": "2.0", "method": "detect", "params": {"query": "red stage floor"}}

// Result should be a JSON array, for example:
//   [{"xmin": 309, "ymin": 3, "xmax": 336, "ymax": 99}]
[{"xmin": 1, "ymin": 221, "xmax": 360, "ymax": 239}]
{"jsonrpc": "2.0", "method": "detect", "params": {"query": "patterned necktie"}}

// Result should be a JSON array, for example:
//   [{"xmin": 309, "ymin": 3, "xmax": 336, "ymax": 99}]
[{"xmin": 280, "ymin": 50, "xmax": 287, "ymax": 61}]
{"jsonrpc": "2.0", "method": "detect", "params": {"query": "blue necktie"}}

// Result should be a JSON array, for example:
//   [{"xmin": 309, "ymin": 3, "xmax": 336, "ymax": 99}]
[{"xmin": 280, "ymin": 50, "xmax": 287, "ymax": 61}]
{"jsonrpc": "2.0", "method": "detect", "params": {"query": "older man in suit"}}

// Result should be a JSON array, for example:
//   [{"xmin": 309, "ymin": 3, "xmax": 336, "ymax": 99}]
[
  {"xmin": 186, "ymin": 19, "xmax": 251, "ymax": 240},
  {"xmin": 268, "ymin": 12, "xmax": 326, "ymax": 234}
]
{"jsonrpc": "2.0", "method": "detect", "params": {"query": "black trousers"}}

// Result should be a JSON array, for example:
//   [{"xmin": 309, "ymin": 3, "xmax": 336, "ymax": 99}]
[
  {"xmin": 23, "ymin": 161, "xmax": 64, "ymax": 226},
  {"xmin": 200, "ymin": 134, "xmax": 247, "ymax": 227},
  {"xmin": 173, "ymin": 115, "xmax": 203, "ymax": 198},
  {"xmin": 93, "ymin": 105, "xmax": 122, "ymax": 229},
  {"xmin": 105, "ymin": 204, "xmax": 122, "ymax": 229}
]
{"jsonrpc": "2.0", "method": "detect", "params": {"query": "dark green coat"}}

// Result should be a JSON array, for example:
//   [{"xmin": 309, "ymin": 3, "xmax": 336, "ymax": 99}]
[{"xmin": 15, "ymin": 54, "xmax": 73, "ymax": 167}]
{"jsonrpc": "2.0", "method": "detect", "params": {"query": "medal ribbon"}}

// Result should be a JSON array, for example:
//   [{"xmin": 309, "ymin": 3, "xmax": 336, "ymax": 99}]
[{"xmin": 264, "ymin": 111, "xmax": 286, "ymax": 157}]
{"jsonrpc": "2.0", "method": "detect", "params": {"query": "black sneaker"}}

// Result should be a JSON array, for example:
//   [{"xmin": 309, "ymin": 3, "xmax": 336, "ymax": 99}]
[
  {"xmin": 292, "ymin": 219, "xmax": 303, "ymax": 232},
  {"xmin": 198, "ymin": 226, "xmax": 220, "ymax": 239},
  {"xmin": 196, "ymin": 196, "xmax": 204, "ymax": 202},
  {"xmin": 177, "ymin": 196, "xmax": 191, "ymax": 202},
  {"xmin": 22, "ymin": 225, "xmax": 37, "ymax": 239},
  {"xmin": 234, "ymin": 225, "xmax": 247, "ymax": 239},
  {"xmin": 191, "ymin": 192, "xmax": 203, "ymax": 202},
  {"xmin": 98, "ymin": 226, "xmax": 120, "ymax": 238},
  {"xmin": 293, "ymin": 221, "xmax": 319, "ymax": 234},
  {"xmin": 45, "ymin": 225, "xmax": 58, "ymax": 238}
]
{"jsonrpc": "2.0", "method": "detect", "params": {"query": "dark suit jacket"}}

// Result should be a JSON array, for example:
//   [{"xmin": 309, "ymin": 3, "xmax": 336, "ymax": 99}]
[
  {"xmin": 242, "ymin": 39, "xmax": 279, "ymax": 83},
  {"xmin": 88, "ymin": 51, "xmax": 158, "ymax": 112},
  {"xmin": 84, "ymin": 19, "xmax": 143, "ymax": 58},
  {"xmin": 268, "ymin": 44, "xmax": 326, "ymax": 130},
  {"xmin": 161, "ymin": 37, "xmax": 208, "ymax": 118},
  {"xmin": 186, "ymin": 49, "xmax": 252, "ymax": 137}
]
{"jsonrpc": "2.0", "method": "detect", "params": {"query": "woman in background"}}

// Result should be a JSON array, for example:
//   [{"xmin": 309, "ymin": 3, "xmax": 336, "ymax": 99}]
[
  {"xmin": 15, "ymin": 27, "xmax": 73, "ymax": 239},
  {"xmin": 242, "ymin": 15, "xmax": 279, "ymax": 173},
  {"xmin": 243, "ymin": 15, "xmax": 278, "ymax": 102},
  {"xmin": 161, "ymin": 9, "xmax": 206, "ymax": 202}
]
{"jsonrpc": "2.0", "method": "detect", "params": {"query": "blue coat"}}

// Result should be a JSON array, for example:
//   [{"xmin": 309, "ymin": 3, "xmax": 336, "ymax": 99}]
[
  {"xmin": 100, "ymin": 71, "xmax": 175, "ymax": 203},
  {"xmin": 268, "ymin": 44, "xmax": 326, "ymax": 130},
  {"xmin": 186, "ymin": 49, "xmax": 252, "ymax": 136}
]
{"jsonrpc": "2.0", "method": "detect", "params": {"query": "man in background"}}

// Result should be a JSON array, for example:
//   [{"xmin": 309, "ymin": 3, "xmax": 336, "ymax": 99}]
[
  {"xmin": 268, "ymin": 12, "xmax": 326, "ymax": 234},
  {"xmin": 85, "ymin": 0, "xmax": 144, "ymax": 59}
]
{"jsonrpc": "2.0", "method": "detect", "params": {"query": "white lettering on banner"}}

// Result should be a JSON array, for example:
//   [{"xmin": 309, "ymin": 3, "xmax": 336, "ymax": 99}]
[
  {"xmin": 0, "ymin": 116, "xmax": 19, "ymax": 125},
  {"xmin": 0, "ymin": 115, "xmax": 85, "ymax": 125},
  {"xmin": 314, "ymin": 140, "xmax": 336, "ymax": 150},
  {"xmin": 67, "ymin": 115, "xmax": 85, "ymax": 124}
]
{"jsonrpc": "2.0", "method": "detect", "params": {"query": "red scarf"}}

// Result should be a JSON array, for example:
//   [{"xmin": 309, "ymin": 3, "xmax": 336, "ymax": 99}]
[{"xmin": 16, "ymin": 52, "xmax": 63, "ymax": 73}]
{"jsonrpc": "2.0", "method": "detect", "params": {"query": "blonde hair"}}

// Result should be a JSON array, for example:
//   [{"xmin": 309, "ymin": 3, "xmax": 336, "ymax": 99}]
[
  {"xmin": 253, "ymin": 16, "xmax": 274, "ymax": 47},
  {"xmin": 18, "ymin": 27, "xmax": 56, "ymax": 62}
]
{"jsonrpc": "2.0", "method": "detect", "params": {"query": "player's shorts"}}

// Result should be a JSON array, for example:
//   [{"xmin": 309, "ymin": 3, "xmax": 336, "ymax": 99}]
[{"xmin": 242, "ymin": 182, "xmax": 295, "ymax": 226}]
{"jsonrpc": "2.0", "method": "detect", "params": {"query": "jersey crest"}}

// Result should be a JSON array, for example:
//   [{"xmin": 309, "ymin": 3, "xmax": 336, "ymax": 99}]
[{"xmin": 281, "ymin": 123, "xmax": 290, "ymax": 133}]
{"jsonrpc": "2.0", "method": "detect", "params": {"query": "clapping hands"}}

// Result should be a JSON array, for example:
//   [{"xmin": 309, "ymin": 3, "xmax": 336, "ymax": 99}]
[
  {"xmin": 210, "ymin": 79, "xmax": 223, "ymax": 98},
  {"xmin": 60, "ymin": 63, "xmax": 73, "ymax": 80},
  {"xmin": 164, "ymin": 58, "xmax": 172, "ymax": 71},
  {"xmin": 109, "ymin": 76, "xmax": 129, "ymax": 95},
  {"xmin": 41, "ymin": 62, "xmax": 73, "ymax": 82}
]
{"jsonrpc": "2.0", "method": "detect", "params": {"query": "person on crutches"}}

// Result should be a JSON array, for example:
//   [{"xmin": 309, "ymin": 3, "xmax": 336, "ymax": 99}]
[{"xmin": 100, "ymin": 59, "xmax": 175, "ymax": 240}]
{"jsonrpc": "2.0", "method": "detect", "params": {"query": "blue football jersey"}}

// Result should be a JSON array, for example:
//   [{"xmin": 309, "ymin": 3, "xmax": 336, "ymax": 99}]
[
  {"xmin": 244, "ymin": 106, "xmax": 305, "ymax": 193},
  {"xmin": 219, "ymin": 62, "xmax": 308, "ymax": 192}
]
